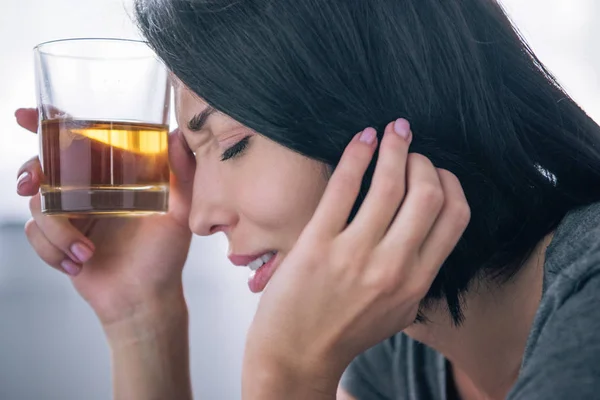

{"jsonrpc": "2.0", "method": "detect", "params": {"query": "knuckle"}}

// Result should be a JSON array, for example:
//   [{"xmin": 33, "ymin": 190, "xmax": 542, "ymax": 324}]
[
  {"xmin": 367, "ymin": 254, "xmax": 432, "ymax": 301},
  {"xmin": 437, "ymin": 168, "xmax": 458, "ymax": 182},
  {"xmin": 366, "ymin": 259, "xmax": 408, "ymax": 295},
  {"xmin": 452, "ymin": 201, "xmax": 472, "ymax": 228},
  {"xmin": 24, "ymin": 221, "xmax": 62, "ymax": 266},
  {"xmin": 408, "ymin": 272, "xmax": 434, "ymax": 299},
  {"xmin": 332, "ymin": 243, "xmax": 363, "ymax": 268},
  {"xmin": 380, "ymin": 270, "xmax": 409, "ymax": 296},
  {"xmin": 28, "ymin": 194, "xmax": 41, "ymax": 212},
  {"xmin": 364, "ymin": 270, "xmax": 388, "ymax": 294},
  {"xmin": 415, "ymin": 183, "xmax": 444, "ymax": 209},
  {"xmin": 382, "ymin": 131, "xmax": 406, "ymax": 151},
  {"xmin": 386, "ymin": 270, "xmax": 407, "ymax": 293},
  {"xmin": 376, "ymin": 176, "xmax": 405, "ymax": 199},
  {"xmin": 346, "ymin": 142, "xmax": 373, "ymax": 165},
  {"xmin": 407, "ymin": 152, "xmax": 431, "ymax": 167},
  {"xmin": 24, "ymin": 218, "xmax": 36, "ymax": 239},
  {"xmin": 330, "ymin": 252, "xmax": 350, "ymax": 270},
  {"xmin": 437, "ymin": 169, "xmax": 471, "ymax": 227},
  {"xmin": 330, "ymin": 238, "xmax": 371, "ymax": 275},
  {"xmin": 334, "ymin": 167, "xmax": 362, "ymax": 193},
  {"xmin": 437, "ymin": 168, "xmax": 460, "ymax": 186}
]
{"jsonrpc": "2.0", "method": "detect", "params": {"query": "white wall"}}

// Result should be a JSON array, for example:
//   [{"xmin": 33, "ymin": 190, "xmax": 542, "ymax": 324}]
[{"xmin": 501, "ymin": 0, "xmax": 599, "ymax": 119}]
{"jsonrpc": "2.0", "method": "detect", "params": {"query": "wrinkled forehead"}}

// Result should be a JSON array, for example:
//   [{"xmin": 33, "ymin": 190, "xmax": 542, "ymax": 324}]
[{"xmin": 172, "ymin": 76, "xmax": 211, "ymax": 126}]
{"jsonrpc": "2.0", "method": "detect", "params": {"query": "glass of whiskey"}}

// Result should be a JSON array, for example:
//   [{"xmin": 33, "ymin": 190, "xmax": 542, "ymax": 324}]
[{"xmin": 34, "ymin": 38, "xmax": 171, "ymax": 217}]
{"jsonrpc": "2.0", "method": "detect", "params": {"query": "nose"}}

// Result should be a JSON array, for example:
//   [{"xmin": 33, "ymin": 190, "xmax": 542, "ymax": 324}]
[{"xmin": 188, "ymin": 165, "xmax": 238, "ymax": 236}]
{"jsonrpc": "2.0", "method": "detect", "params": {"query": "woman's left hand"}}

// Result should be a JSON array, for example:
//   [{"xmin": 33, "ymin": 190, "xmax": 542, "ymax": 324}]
[{"xmin": 243, "ymin": 119, "xmax": 471, "ymax": 399}]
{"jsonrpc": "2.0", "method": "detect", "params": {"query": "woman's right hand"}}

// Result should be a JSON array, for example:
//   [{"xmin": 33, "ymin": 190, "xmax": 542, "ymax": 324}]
[{"xmin": 15, "ymin": 108, "xmax": 196, "ymax": 328}]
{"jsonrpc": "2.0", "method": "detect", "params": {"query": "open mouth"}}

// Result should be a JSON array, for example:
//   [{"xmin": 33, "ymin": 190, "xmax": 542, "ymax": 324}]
[
  {"xmin": 247, "ymin": 251, "xmax": 276, "ymax": 271},
  {"xmin": 247, "ymin": 251, "xmax": 279, "ymax": 293}
]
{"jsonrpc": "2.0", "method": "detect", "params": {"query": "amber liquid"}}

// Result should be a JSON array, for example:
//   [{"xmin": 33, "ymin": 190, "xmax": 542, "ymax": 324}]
[{"xmin": 40, "ymin": 119, "xmax": 170, "ymax": 217}]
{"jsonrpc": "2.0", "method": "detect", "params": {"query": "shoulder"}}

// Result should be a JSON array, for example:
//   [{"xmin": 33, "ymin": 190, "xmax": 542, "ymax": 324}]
[
  {"xmin": 509, "ymin": 267, "xmax": 600, "ymax": 399},
  {"xmin": 532, "ymin": 201, "xmax": 600, "ymax": 347},
  {"xmin": 509, "ymin": 202, "xmax": 600, "ymax": 399},
  {"xmin": 538, "ymin": 201, "xmax": 600, "ymax": 312},
  {"xmin": 544, "ymin": 201, "xmax": 600, "ymax": 283},
  {"xmin": 340, "ymin": 333, "xmax": 445, "ymax": 400}
]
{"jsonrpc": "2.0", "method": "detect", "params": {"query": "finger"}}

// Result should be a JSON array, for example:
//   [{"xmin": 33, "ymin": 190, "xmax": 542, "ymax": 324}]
[
  {"xmin": 168, "ymin": 128, "xmax": 196, "ymax": 194},
  {"xmin": 29, "ymin": 194, "xmax": 96, "ymax": 264},
  {"xmin": 418, "ymin": 169, "xmax": 470, "ymax": 272},
  {"xmin": 308, "ymin": 127, "xmax": 378, "ymax": 237},
  {"xmin": 15, "ymin": 108, "xmax": 39, "ymax": 133},
  {"xmin": 345, "ymin": 119, "xmax": 412, "ymax": 245},
  {"xmin": 378, "ymin": 153, "xmax": 444, "ymax": 254},
  {"xmin": 24, "ymin": 218, "xmax": 82, "ymax": 276},
  {"xmin": 167, "ymin": 128, "xmax": 196, "ymax": 222},
  {"xmin": 16, "ymin": 156, "xmax": 43, "ymax": 197},
  {"xmin": 70, "ymin": 218, "xmax": 98, "ymax": 238}
]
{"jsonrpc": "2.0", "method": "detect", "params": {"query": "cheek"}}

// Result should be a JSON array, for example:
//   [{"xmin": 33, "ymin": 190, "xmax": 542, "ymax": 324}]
[
  {"xmin": 245, "ymin": 178, "xmax": 320, "ymax": 228},
  {"xmin": 233, "ymin": 141, "xmax": 328, "ymax": 233}
]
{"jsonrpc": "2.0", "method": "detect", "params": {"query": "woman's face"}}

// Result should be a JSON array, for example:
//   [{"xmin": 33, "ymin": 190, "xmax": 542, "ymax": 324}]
[{"xmin": 174, "ymin": 82, "xmax": 329, "ymax": 292}]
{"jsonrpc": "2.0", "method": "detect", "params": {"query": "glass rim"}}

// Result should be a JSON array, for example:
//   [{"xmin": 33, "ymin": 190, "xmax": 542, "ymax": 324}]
[{"xmin": 33, "ymin": 37, "xmax": 155, "ymax": 60}]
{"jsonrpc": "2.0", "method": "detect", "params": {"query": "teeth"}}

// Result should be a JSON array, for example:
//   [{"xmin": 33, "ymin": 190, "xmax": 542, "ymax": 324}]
[
  {"xmin": 248, "ymin": 258, "xmax": 264, "ymax": 271},
  {"xmin": 248, "ymin": 252, "xmax": 275, "ymax": 271}
]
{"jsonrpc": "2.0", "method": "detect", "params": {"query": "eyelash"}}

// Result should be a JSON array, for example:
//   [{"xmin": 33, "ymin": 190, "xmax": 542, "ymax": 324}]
[{"xmin": 220, "ymin": 136, "xmax": 251, "ymax": 161}]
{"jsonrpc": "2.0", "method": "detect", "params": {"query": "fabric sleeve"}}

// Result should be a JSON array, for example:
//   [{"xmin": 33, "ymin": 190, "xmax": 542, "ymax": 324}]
[
  {"xmin": 508, "ymin": 270, "xmax": 600, "ymax": 399},
  {"xmin": 340, "ymin": 337, "xmax": 397, "ymax": 400}
]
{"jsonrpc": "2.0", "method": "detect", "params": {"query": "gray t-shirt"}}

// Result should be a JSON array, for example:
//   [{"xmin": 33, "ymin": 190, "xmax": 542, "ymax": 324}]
[{"xmin": 341, "ymin": 202, "xmax": 600, "ymax": 399}]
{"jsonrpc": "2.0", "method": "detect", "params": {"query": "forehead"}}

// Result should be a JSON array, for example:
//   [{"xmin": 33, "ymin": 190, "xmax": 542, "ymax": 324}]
[{"xmin": 173, "ymin": 78, "xmax": 209, "ymax": 112}]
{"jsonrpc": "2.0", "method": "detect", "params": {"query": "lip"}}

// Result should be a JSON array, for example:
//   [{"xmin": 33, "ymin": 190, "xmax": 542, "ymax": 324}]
[{"xmin": 228, "ymin": 251, "xmax": 275, "ymax": 267}]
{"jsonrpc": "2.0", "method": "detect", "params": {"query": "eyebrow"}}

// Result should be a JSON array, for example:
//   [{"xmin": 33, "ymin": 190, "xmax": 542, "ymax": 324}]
[{"xmin": 187, "ymin": 106, "xmax": 217, "ymax": 132}]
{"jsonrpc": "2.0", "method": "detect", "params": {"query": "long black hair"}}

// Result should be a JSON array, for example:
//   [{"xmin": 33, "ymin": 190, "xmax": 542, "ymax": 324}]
[{"xmin": 135, "ymin": 0, "xmax": 600, "ymax": 323}]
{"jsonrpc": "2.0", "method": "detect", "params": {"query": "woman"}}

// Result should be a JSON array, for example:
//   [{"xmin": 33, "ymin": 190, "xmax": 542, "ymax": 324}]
[{"xmin": 15, "ymin": 0, "xmax": 600, "ymax": 398}]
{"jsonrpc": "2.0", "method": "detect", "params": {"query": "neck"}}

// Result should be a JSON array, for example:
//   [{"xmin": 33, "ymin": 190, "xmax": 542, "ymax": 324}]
[{"xmin": 404, "ymin": 233, "xmax": 554, "ymax": 400}]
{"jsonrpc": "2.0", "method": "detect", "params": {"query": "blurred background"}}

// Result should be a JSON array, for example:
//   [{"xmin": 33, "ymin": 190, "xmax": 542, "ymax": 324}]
[{"xmin": 0, "ymin": 0, "xmax": 598, "ymax": 399}]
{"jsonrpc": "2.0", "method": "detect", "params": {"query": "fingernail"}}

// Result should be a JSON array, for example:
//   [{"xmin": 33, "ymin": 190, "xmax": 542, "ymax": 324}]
[
  {"xmin": 16, "ymin": 172, "xmax": 31, "ymax": 193},
  {"xmin": 359, "ymin": 127, "xmax": 377, "ymax": 144},
  {"xmin": 393, "ymin": 118, "xmax": 411, "ymax": 140},
  {"xmin": 70, "ymin": 242, "xmax": 94, "ymax": 263},
  {"xmin": 61, "ymin": 259, "xmax": 82, "ymax": 277}
]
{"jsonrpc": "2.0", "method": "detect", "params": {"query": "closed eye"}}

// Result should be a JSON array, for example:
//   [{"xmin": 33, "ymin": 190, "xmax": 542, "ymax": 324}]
[{"xmin": 221, "ymin": 136, "xmax": 251, "ymax": 161}]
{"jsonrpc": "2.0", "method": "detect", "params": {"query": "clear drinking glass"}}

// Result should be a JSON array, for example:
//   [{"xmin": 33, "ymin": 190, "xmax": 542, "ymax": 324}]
[{"xmin": 34, "ymin": 38, "xmax": 171, "ymax": 217}]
